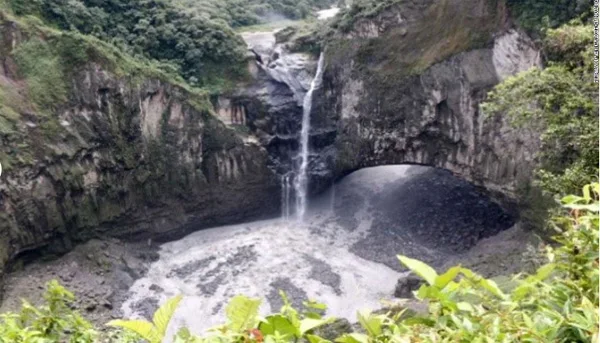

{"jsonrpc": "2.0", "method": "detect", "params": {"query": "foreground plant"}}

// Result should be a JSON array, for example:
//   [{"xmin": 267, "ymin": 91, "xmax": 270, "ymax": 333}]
[
  {"xmin": 107, "ymin": 295, "xmax": 183, "ymax": 343},
  {"xmin": 0, "ymin": 280, "xmax": 97, "ymax": 342}
]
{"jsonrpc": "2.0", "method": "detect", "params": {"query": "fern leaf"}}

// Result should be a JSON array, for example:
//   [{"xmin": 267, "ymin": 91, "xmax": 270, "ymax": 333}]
[
  {"xmin": 153, "ymin": 295, "xmax": 183, "ymax": 337},
  {"xmin": 226, "ymin": 295, "xmax": 261, "ymax": 332},
  {"xmin": 397, "ymin": 255, "xmax": 438, "ymax": 285}
]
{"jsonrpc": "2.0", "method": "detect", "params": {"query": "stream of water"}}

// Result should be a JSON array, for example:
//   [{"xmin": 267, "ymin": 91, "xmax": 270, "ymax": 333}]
[
  {"xmin": 294, "ymin": 53, "xmax": 325, "ymax": 221},
  {"xmin": 118, "ymin": 164, "xmax": 515, "ymax": 339},
  {"xmin": 121, "ymin": 166, "xmax": 439, "ymax": 338}
]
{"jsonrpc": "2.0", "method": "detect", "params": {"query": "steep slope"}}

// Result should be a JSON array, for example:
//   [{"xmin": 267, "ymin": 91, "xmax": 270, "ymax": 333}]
[
  {"xmin": 306, "ymin": 0, "xmax": 542, "ymax": 203},
  {"xmin": 0, "ymin": 13, "xmax": 278, "ymax": 277}
]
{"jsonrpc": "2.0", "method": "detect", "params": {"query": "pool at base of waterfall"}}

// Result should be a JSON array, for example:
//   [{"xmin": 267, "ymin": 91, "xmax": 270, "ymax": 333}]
[{"xmin": 121, "ymin": 165, "xmax": 515, "ymax": 337}]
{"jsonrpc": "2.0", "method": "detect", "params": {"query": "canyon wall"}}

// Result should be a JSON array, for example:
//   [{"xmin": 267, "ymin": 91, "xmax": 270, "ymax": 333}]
[
  {"xmin": 307, "ymin": 0, "xmax": 542, "ymax": 201},
  {"xmin": 0, "ymin": 16, "xmax": 279, "ymax": 276}
]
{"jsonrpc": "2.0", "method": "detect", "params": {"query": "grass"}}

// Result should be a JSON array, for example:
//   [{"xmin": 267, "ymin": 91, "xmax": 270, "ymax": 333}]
[{"xmin": 12, "ymin": 38, "xmax": 68, "ymax": 112}]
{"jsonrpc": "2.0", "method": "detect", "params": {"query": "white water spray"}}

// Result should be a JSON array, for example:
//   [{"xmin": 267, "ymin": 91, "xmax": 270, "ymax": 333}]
[
  {"xmin": 281, "ymin": 173, "xmax": 292, "ymax": 220},
  {"xmin": 294, "ymin": 53, "xmax": 325, "ymax": 221}
]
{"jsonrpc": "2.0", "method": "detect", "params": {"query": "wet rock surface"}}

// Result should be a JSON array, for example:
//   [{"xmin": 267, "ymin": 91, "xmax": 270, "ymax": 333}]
[
  {"xmin": 352, "ymin": 168, "xmax": 514, "ymax": 271},
  {"xmin": 304, "ymin": 255, "xmax": 342, "ymax": 295},
  {"xmin": 267, "ymin": 277, "xmax": 309, "ymax": 311},
  {"xmin": 313, "ymin": 318, "xmax": 353, "ymax": 340},
  {"xmin": 394, "ymin": 274, "xmax": 424, "ymax": 299}
]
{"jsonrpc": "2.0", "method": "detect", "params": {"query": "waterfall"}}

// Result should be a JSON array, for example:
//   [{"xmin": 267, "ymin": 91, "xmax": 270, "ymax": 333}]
[
  {"xmin": 281, "ymin": 173, "xmax": 292, "ymax": 220},
  {"xmin": 294, "ymin": 53, "xmax": 326, "ymax": 221},
  {"xmin": 329, "ymin": 180, "xmax": 336, "ymax": 213}
]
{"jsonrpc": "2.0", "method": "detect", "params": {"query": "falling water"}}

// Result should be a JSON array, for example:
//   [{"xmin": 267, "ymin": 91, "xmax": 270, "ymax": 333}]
[
  {"xmin": 294, "ymin": 53, "xmax": 326, "ymax": 221},
  {"xmin": 281, "ymin": 173, "xmax": 292, "ymax": 220},
  {"xmin": 329, "ymin": 180, "xmax": 336, "ymax": 212}
]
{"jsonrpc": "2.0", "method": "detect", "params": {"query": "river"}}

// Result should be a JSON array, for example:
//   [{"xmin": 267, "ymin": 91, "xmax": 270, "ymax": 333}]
[{"xmin": 120, "ymin": 165, "xmax": 514, "ymax": 337}]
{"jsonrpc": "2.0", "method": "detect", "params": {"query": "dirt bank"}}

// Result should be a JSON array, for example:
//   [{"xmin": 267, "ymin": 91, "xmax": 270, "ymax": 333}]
[{"xmin": 0, "ymin": 239, "xmax": 157, "ymax": 326}]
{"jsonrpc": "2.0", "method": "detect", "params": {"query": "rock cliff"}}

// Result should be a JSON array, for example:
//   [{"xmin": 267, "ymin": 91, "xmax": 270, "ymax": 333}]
[
  {"xmin": 304, "ymin": 0, "xmax": 542, "ymax": 204},
  {"xmin": 0, "ymin": 15, "xmax": 279, "ymax": 277}
]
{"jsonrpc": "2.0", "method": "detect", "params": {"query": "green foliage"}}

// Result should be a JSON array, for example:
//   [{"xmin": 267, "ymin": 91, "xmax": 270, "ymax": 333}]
[
  {"xmin": 116, "ymin": 291, "xmax": 333, "ymax": 343},
  {"xmin": 383, "ymin": 184, "xmax": 598, "ymax": 342},
  {"xmin": 225, "ymin": 295, "xmax": 262, "ymax": 332},
  {"xmin": 507, "ymin": 0, "xmax": 591, "ymax": 35},
  {"xmin": 174, "ymin": 0, "xmax": 337, "ymax": 28},
  {"xmin": 273, "ymin": 19, "xmax": 334, "ymax": 55},
  {"xmin": 0, "ymin": 280, "xmax": 98, "ymax": 342},
  {"xmin": 12, "ymin": 38, "xmax": 67, "ymax": 111},
  {"xmin": 7, "ymin": 0, "xmax": 248, "ymax": 87},
  {"xmin": 397, "ymin": 255, "xmax": 438, "ymax": 286},
  {"xmin": 482, "ymin": 22, "xmax": 599, "ymax": 197},
  {"xmin": 329, "ymin": 0, "xmax": 400, "ymax": 33}
]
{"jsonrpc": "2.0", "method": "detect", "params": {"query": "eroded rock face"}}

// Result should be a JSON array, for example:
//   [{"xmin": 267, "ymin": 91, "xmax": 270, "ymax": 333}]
[
  {"xmin": 307, "ymin": 0, "xmax": 542, "ymax": 202},
  {"xmin": 0, "ymin": 0, "xmax": 543, "ymax": 283},
  {"xmin": 0, "ymin": 20, "xmax": 279, "ymax": 277},
  {"xmin": 219, "ymin": 32, "xmax": 319, "ymax": 176}
]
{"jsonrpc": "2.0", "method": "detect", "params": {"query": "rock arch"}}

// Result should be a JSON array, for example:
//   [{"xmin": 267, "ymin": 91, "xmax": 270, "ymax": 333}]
[{"xmin": 308, "ymin": 29, "xmax": 542, "ymax": 208}]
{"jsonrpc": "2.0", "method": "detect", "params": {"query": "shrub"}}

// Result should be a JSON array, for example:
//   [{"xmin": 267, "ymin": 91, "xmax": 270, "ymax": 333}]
[
  {"xmin": 482, "ymin": 22, "xmax": 599, "ymax": 197},
  {"xmin": 507, "ymin": 0, "xmax": 591, "ymax": 35},
  {"xmin": 0, "ymin": 280, "xmax": 97, "ymax": 342}
]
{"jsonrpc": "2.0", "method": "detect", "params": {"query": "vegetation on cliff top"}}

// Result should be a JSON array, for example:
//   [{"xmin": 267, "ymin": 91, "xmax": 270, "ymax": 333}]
[
  {"xmin": 4, "ymin": 0, "xmax": 248, "ymax": 87},
  {"xmin": 2, "ymin": 0, "xmax": 339, "ymax": 87},
  {"xmin": 482, "ymin": 20, "xmax": 599, "ymax": 224},
  {"xmin": 507, "ymin": 0, "xmax": 592, "ymax": 35},
  {"xmin": 0, "ymin": 11, "xmax": 216, "ymax": 171},
  {"xmin": 173, "ymin": 0, "xmax": 338, "ymax": 28},
  {"xmin": 1, "ymin": 183, "xmax": 597, "ymax": 342}
]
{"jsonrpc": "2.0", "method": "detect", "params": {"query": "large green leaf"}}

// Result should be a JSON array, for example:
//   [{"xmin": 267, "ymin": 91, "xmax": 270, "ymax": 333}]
[
  {"xmin": 397, "ymin": 255, "xmax": 438, "ymax": 285},
  {"xmin": 306, "ymin": 334, "xmax": 332, "ymax": 343},
  {"xmin": 299, "ymin": 318, "xmax": 333, "ymax": 335},
  {"xmin": 534, "ymin": 263, "xmax": 556, "ymax": 281},
  {"xmin": 107, "ymin": 319, "xmax": 160, "ymax": 343},
  {"xmin": 226, "ymin": 295, "xmax": 262, "ymax": 332},
  {"xmin": 153, "ymin": 295, "xmax": 183, "ymax": 338},
  {"xmin": 357, "ymin": 310, "xmax": 383, "ymax": 337},
  {"xmin": 259, "ymin": 314, "xmax": 298, "ymax": 338},
  {"xmin": 478, "ymin": 278, "xmax": 506, "ymax": 299},
  {"xmin": 336, "ymin": 333, "xmax": 369, "ymax": 343},
  {"xmin": 434, "ymin": 266, "xmax": 461, "ymax": 289}
]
